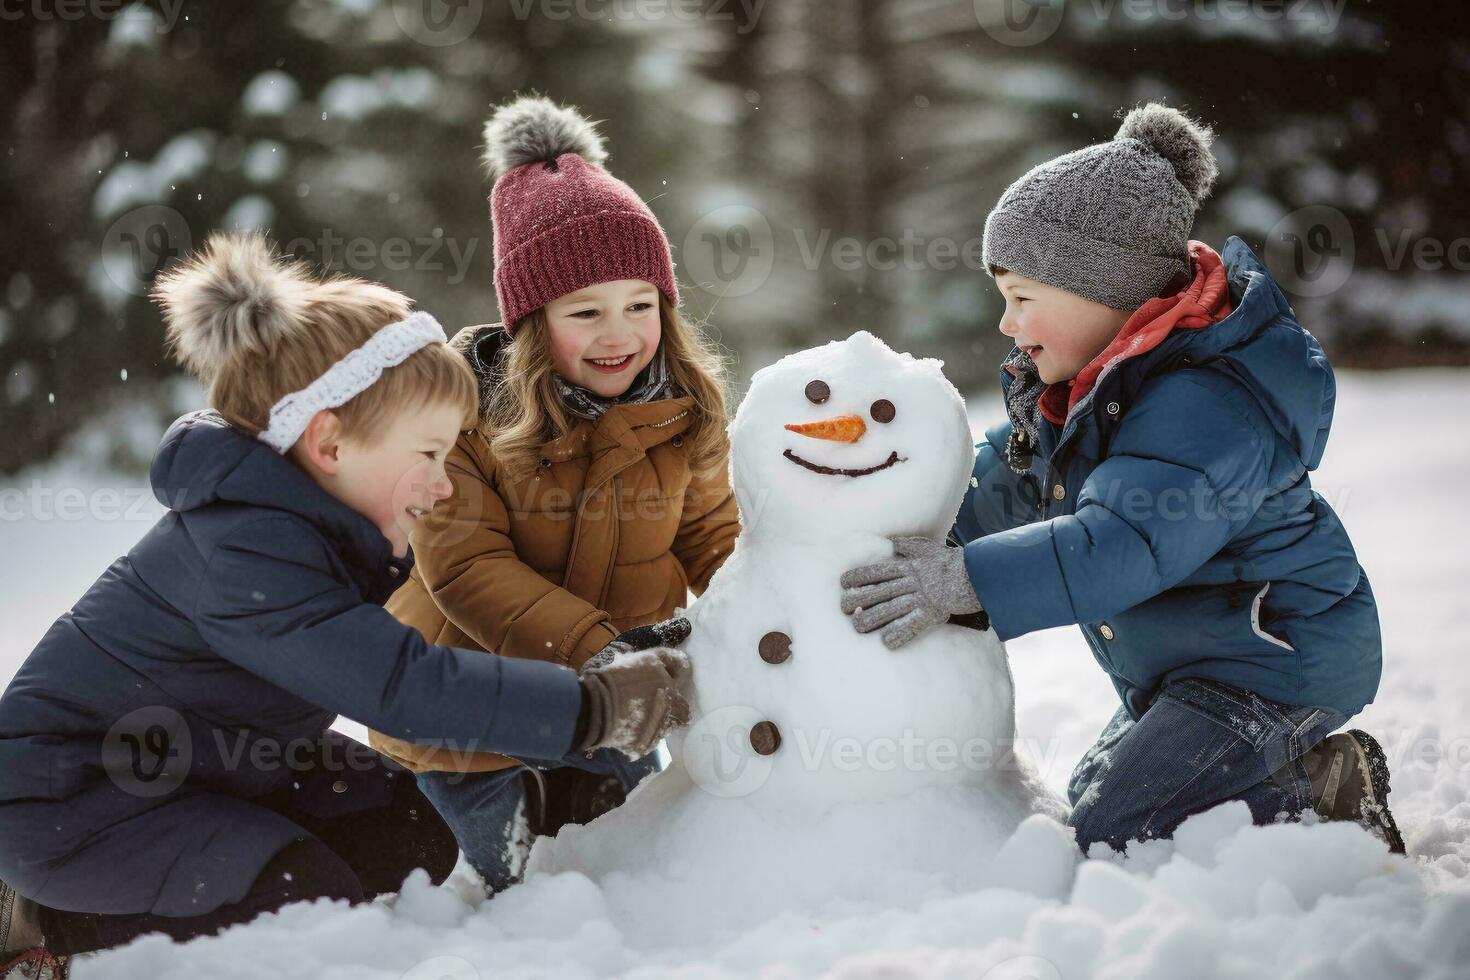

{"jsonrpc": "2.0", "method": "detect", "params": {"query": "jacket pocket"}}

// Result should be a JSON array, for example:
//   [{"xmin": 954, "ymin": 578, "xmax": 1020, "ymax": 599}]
[
  {"xmin": 1246, "ymin": 581, "xmax": 1295, "ymax": 651},
  {"xmin": 1163, "ymin": 677, "xmax": 1279, "ymax": 750}
]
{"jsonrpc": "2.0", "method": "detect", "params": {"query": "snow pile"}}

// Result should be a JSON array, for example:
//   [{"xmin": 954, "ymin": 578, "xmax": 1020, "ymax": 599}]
[
  {"xmin": 82, "ymin": 804, "xmax": 1464, "ymax": 979},
  {"xmin": 3, "ymin": 369, "xmax": 1467, "ymax": 978},
  {"xmin": 533, "ymin": 775, "xmax": 1065, "ymax": 949}
]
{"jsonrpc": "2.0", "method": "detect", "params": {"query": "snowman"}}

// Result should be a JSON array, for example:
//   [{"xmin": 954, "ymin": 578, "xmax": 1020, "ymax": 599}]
[{"xmin": 530, "ymin": 332, "xmax": 1064, "ymax": 942}]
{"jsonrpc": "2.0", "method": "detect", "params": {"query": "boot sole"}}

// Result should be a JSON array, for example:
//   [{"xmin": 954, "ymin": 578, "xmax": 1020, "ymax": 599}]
[
  {"xmin": 1344, "ymin": 729, "xmax": 1407, "ymax": 855},
  {"xmin": 1, "ymin": 948, "xmax": 69, "ymax": 980}
]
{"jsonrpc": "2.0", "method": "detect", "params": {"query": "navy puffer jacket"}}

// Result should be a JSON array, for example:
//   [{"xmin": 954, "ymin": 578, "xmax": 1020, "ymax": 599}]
[
  {"xmin": 953, "ymin": 238, "xmax": 1380, "ymax": 720},
  {"xmin": 0, "ymin": 411, "xmax": 582, "ymax": 915}
]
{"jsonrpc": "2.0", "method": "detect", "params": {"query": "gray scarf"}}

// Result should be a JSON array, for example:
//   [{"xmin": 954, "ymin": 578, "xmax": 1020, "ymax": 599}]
[
  {"xmin": 553, "ymin": 347, "xmax": 681, "ymax": 421},
  {"xmin": 1001, "ymin": 346, "xmax": 1047, "ymax": 475}
]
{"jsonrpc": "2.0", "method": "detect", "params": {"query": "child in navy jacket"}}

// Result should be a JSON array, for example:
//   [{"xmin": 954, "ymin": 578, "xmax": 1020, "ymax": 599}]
[{"xmin": 0, "ymin": 234, "xmax": 690, "ymax": 966}]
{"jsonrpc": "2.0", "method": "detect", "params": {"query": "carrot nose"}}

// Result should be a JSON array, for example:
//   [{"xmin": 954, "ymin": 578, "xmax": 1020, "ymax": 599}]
[{"xmin": 784, "ymin": 415, "xmax": 867, "ymax": 443}]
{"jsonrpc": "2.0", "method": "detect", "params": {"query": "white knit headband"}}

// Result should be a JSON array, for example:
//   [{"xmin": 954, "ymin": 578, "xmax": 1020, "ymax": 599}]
[{"xmin": 257, "ymin": 311, "xmax": 448, "ymax": 454}]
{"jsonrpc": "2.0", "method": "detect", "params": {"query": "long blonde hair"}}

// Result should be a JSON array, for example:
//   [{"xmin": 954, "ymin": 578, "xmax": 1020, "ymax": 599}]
[{"xmin": 480, "ymin": 295, "xmax": 729, "ymax": 478}]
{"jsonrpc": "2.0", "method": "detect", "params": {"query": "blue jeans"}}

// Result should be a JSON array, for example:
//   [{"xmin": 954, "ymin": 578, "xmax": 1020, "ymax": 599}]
[
  {"xmin": 1066, "ymin": 677, "xmax": 1347, "ymax": 854},
  {"xmin": 416, "ymin": 748, "xmax": 659, "ymax": 893}
]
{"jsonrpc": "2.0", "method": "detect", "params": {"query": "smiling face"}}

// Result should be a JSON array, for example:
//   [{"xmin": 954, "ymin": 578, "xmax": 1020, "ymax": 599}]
[
  {"xmin": 730, "ymin": 332, "xmax": 975, "ymax": 543},
  {"xmin": 544, "ymin": 279, "xmax": 662, "ymax": 397},
  {"xmin": 304, "ymin": 400, "xmax": 462, "ymax": 558},
  {"xmin": 994, "ymin": 269, "xmax": 1131, "ymax": 384}
]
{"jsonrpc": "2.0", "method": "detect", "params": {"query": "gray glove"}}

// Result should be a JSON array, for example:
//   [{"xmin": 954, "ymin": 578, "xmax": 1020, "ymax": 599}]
[
  {"xmin": 576, "ymin": 617, "xmax": 694, "ymax": 759},
  {"xmin": 839, "ymin": 536, "xmax": 982, "ymax": 650}
]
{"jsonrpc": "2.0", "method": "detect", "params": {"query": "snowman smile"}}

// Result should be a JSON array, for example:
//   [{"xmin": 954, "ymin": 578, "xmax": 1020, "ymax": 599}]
[{"xmin": 782, "ymin": 449, "xmax": 905, "ymax": 478}]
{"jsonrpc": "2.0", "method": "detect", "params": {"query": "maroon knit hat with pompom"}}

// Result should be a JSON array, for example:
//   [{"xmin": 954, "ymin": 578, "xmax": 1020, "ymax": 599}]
[{"xmin": 482, "ymin": 96, "xmax": 677, "ymax": 334}]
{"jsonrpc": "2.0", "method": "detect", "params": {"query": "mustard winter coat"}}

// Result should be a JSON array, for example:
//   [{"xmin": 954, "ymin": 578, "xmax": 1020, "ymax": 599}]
[{"xmin": 368, "ymin": 326, "xmax": 739, "ymax": 773}]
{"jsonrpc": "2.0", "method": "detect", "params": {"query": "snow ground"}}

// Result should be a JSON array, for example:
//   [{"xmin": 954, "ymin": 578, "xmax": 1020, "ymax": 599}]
[{"xmin": 2, "ymin": 370, "xmax": 1468, "ymax": 979}]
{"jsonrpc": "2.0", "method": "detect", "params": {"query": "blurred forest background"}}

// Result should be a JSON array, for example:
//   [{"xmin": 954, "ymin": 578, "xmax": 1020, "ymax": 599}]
[{"xmin": 3, "ymin": 0, "xmax": 1468, "ymax": 474}]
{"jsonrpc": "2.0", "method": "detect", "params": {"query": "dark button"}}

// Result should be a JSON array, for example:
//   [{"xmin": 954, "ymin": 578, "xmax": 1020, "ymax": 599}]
[
  {"xmin": 804, "ymin": 380, "xmax": 830, "ymax": 404},
  {"xmin": 671, "ymin": 435, "xmax": 684, "ymax": 448},
  {"xmin": 758, "ymin": 631, "xmax": 792, "ymax": 664},
  {"xmin": 331, "ymin": 780, "xmax": 348, "ymax": 794},
  {"xmin": 750, "ymin": 720, "xmax": 781, "ymax": 755},
  {"xmin": 539, "ymin": 457, "xmax": 551, "ymax": 468},
  {"xmin": 870, "ymin": 399, "xmax": 896, "ymax": 423},
  {"xmin": 388, "ymin": 565, "xmax": 401, "ymax": 577}
]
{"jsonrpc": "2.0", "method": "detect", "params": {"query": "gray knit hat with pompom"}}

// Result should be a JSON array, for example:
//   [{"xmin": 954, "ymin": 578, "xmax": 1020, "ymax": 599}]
[{"xmin": 981, "ymin": 103, "xmax": 1219, "ymax": 311}]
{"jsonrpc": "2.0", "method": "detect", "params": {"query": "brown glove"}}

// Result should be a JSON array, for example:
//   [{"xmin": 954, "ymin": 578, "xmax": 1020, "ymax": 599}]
[{"xmin": 576, "ymin": 639, "xmax": 692, "ymax": 759}]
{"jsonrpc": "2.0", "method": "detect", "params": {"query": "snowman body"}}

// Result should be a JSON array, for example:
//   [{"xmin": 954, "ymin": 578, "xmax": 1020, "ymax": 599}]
[
  {"xmin": 672, "ymin": 533, "xmax": 1019, "ymax": 808},
  {"xmin": 530, "ymin": 333, "xmax": 1064, "ymax": 941}
]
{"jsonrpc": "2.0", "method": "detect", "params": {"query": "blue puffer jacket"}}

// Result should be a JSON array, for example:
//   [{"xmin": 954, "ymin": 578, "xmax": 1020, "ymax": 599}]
[
  {"xmin": 952, "ymin": 238, "xmax": 1381, "ymax": 721},
  {"xmin": 0, "ymin": 411, "xmax": 583, "ymax": 915}
]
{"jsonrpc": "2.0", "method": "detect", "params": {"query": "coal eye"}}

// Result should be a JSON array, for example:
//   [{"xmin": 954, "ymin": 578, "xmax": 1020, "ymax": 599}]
[
  {"xmin": 805, "ymin": 380, "xmax": 830, "ymax": 404},
  {"xmin": 870, "ymin": 399, "xmax": 896, "ymax": 423}
]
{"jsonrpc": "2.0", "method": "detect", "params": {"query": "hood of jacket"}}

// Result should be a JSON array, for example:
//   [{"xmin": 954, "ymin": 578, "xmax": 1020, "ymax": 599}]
[{"xmin": 149, "ymin": 410, "xmax": 403, "ymax": 577}]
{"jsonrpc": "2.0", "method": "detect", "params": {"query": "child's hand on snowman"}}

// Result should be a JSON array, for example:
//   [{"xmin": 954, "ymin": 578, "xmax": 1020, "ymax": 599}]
[
  {"xmin": 576, "ymin": 617, "xmax": 694, "ymax": 758},
  {"xmin": 579, "ymin": 616, "xmax": 693, "ymax": 674},
  {"xmin": 839, "ymin": 537, "xmax": 982, "ymax": 650}
]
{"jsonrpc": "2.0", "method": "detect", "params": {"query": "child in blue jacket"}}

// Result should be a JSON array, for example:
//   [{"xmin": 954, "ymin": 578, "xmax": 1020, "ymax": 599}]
[
  {"xmin": 840, "ymin": 104, "xmax": 1405, "ymax": 857},
  {"xmin": 0, "ymin": 234, "xmax": 690, "ymax": 968}
]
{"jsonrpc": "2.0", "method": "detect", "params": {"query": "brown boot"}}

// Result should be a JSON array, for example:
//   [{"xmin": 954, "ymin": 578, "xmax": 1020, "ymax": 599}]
[
  {"xmin": 1, "ymin": 882, "xmax": 66, "ymax": 979},
  {"xmin": 1302, "ymin": 729, "xmax": 1407, "ymax": 854}
]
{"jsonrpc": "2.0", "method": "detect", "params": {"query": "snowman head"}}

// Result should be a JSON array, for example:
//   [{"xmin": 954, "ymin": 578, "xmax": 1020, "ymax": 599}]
[{"xmin": 730, "ymin": 331, "xmax": 976, "ymax": 543}]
